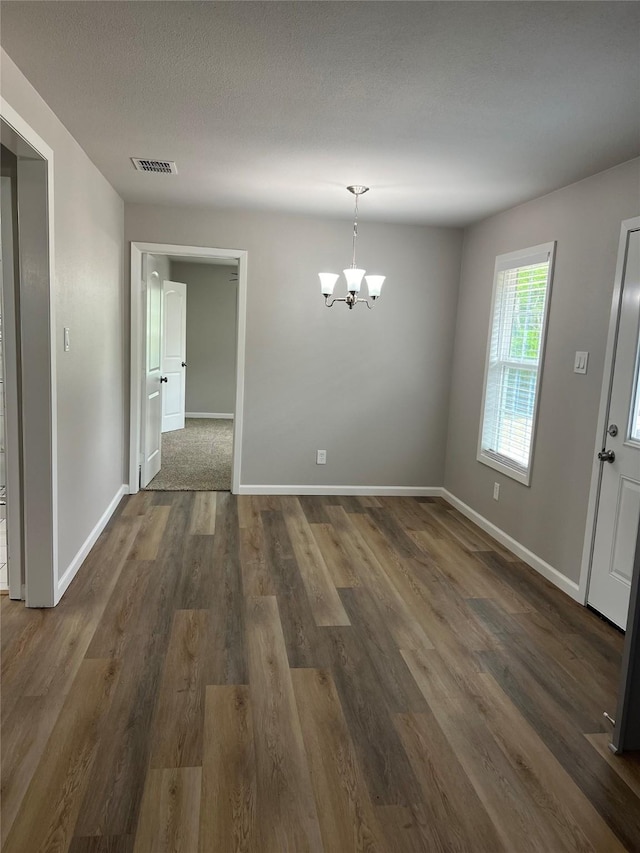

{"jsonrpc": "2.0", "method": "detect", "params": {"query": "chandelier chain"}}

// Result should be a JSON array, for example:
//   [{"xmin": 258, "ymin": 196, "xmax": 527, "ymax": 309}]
[{"xmin": 351, "ymin": 193, "xmax": 359, "ymax": 268}]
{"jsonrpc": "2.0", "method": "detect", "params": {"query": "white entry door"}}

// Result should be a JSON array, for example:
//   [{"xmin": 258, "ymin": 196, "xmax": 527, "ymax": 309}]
[
  {"xmin": 141, "ymin": 260, "xmax": 163, "ymax": 487},
  {"xmin": 589, "ymin": 223, "xmax": 640, "ymax": 629},
  {"xmin": 161, "ymin": 280, "xmax": 187, "ymax": 433}
]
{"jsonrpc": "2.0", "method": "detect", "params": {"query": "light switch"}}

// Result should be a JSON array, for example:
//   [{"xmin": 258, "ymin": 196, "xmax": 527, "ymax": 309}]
[
  {"xmin": 64, "ymin": 327, "xmax": 70, "ymax": 352},
  {"xmin": 574, "ymin": 351, "xmax": 588, "ymax": 374}
]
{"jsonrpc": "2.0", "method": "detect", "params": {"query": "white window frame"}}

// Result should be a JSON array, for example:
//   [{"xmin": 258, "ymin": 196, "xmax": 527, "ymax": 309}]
[{"xmin": 477, "ymin": 241, "xmax": 556, "ymax": 486}]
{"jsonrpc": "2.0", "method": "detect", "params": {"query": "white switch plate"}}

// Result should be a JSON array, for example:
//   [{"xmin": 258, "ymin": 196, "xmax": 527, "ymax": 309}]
[
  {"xmin": 493, "ymin": 482, "xmax": 500, "ymax": 501},
  {"xmin": 574, "ymin": 351, "xmax": 588, "ymax": 374},
  {"xmin": 64, "ymin": 327, "xmax": 70, "ymax": 352},
  {"xmin": 316, "ymin": 449, "xmax": 327, "ymax": 465}
]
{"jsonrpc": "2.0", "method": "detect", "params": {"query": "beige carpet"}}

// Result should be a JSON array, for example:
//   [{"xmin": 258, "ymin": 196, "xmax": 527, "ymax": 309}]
[{"xmin": 145, "ymin": 418, "xmax": 233, "ymax": 491}]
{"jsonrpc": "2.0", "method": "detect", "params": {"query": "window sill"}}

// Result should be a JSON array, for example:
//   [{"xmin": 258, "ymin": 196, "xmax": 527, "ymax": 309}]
[{"xmin": 477, "ymin": 451, "xmax": 531, "ymax": 486}]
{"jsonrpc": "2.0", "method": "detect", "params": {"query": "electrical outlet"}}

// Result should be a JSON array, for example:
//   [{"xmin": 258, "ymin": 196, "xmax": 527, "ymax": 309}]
[
  {"xmin": 316, "ymin": 449, "xmax": 327, "ymax": 465},
  {"xmin": 493, "ymin": 482, "xmax": 500, "ymax": 501}
]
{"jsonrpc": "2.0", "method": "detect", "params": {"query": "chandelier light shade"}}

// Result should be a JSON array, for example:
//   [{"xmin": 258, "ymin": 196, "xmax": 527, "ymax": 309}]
[{"xmin": 319, "ymin": 186, "xmax": 385, "ymax": 309}]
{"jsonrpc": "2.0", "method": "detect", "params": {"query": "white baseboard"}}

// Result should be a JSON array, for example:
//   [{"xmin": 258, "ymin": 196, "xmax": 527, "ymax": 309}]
[
  {"xmin": 186, "ymin": 412, "xmax": 234, "ymax": 419},
  {"xmin": 236, "ymin": 485, "xmax": 442, "ymax": 496},
  {"xmin": 56, "ymin": 484, "xmax": 128, "ymax": 602},
  {"xmin": 441, "ymin": 488, "xmax": 581, "ymax": 602}
]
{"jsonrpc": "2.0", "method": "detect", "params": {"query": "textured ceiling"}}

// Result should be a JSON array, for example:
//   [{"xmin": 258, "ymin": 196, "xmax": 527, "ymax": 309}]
[{"xmin": 1, "ymin": 1, "xmax": 639, "ymax": 225}]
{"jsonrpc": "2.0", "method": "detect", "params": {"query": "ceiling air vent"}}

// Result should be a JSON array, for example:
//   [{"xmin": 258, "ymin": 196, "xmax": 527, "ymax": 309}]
[{"xmin": 131, "ymin": 157, "xmax": 177, "ymax": 174}]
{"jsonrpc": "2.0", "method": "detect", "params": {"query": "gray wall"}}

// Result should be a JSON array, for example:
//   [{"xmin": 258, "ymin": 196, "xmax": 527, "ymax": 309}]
[
  {"xmin": 8, "ymin": 38, "xmax": 636, "ymax": 593},
  {"xmin": 126, "ymin": 205, "xmax": 464, "ymax": 487},
  {"xmin": 1, "ymin": 50, "xmax": 126, "ymax": 576},
  {"xmin": 170, "ymin": 261, "xmax": 237, "ymax": 415},
  {"xmin": 445, "ymin": 158, "xmax": 640, "ymax": 584}
]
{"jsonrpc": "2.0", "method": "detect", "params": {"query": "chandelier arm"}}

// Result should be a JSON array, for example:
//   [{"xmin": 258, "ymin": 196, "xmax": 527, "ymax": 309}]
[
  {"xmin": 325, "ymin": 295, "xmax": 378, "ymax": 309},
  {"xmin": 324, "ymin": 295, "xmax": 348, "ymax": 308}
]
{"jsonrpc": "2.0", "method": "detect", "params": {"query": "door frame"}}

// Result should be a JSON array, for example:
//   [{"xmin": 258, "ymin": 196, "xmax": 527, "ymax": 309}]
[
  {"xmin": 129, "ymin": 242, "xmax": 247, "ymax": 494},
  {"xmin": 579, "ymin": 216, "xmax": 640, "ymax": 605},
  {"xmin": 0, "ymin": 98, "xmax": 58, "ymax": 607}
]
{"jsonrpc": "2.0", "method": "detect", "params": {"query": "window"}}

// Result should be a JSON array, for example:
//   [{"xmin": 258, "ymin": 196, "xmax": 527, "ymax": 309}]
[
  {"xmin": 629, "ymin": 334, "xmax": 640, "ymax": 443},
  {"xmin": 478, "ymin": 242, "xmax": 556, "ymax": 485}
]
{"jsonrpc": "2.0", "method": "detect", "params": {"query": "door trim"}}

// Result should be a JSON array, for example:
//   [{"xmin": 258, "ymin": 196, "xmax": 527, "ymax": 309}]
[
  {"xmin": 129, "ymin": 242, "xmax": 247, "ymax": 494},
  {"xmin": 0, "ymin": 99, "xmax": 58, "ymax": 607},
  {"xmin": 579, "ymin": 216, "xmax": 640, "ymax": 605}
]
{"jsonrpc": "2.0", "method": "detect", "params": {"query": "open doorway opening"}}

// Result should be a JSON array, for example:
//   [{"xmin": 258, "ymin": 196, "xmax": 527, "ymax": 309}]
[
  {"xmin": 0, "ymin": 141, "xmax": 20, "ymax": 594},
  {"xmin": 129, "ymin": 242, "xmax": 246, "ymax": 496},
  {"xmin": 0, "ymin": 105, "xmax": 57, "ymax": 607},
  {"xmin": 145, "ymin": 254, "xmax": 238, "ymax": 491}
]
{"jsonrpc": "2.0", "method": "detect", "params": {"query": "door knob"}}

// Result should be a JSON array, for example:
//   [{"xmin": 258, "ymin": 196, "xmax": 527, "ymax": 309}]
[
  {"xmin": 160, "ymin": 376, "xmax": 168, "ymax": 384},
  {"xmin": 181, "ymin": 361, "xmax": 187, "ymax": 367},
  {"xmin": 598, "ymin": 449, "xmax": 615, "ymax": 463}
]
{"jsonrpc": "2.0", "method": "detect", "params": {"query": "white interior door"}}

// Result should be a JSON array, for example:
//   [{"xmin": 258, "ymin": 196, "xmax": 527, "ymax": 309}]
[
  {"xmin": 161, "ymin": 280, "xmax": 187, "ymax": 433},
  {"xmin": 589, "ymin": 225, "xmax": 640, "ymax": 629},
  {"xmin": 141, "ymin": 259, "xmax": 163, "ymax": 487}
]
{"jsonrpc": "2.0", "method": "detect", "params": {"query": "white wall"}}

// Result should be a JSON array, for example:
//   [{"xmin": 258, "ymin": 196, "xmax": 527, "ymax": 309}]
[
  {"xmin": 445, "ymin": 158, "xmax": 640, "ymax": 585},
  {"xmin": 127, "ymin": 205, "xmax": 464, "ymax": 488},
  {"xmin": 1, "ymin": 50, "xmax": 126, "ymax": 579},
  {"xmin": 171, "ymin": 261, "xmax": 237, "ymax": 415}
]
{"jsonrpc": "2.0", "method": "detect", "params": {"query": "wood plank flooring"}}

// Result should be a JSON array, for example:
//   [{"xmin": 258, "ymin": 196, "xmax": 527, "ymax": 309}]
[{"xmin": 2, "ymin": 492, "xmax": 638, "ymax": 852}]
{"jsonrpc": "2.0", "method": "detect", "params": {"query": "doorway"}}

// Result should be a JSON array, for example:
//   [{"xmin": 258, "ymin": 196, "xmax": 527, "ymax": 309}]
[
  {"xmin": 144, "ymin": 254, "xmax": 238, "ymax": 491},
  {"xmin": 129, "ymin": 242, "xmax": 247, "ymax": 495},
  {"xmin": 0, "ymin": 142, "xmax": 19, "ymax": 594},
  {"xmin": 0, "ymin": 105, "xmax": 57, "ymax": 607},
  {"xmin": 582, "ymin": 217, "xmax": 640, "ymax": 629}
]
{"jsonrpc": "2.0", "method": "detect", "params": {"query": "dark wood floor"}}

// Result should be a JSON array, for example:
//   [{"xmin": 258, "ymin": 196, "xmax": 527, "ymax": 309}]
[{"xmin": 2, "ymin": 492, "xmax": 639, "ymax": 851}]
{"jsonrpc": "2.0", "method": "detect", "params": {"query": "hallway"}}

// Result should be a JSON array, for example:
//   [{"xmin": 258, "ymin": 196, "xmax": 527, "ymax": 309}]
[
  {"xmin": 145, "ymin": 419, "xmax": 233, "ymax": 492},
  {"xmin": 1, "ymin": 492, "xmax": 638, "ymax": 852}
]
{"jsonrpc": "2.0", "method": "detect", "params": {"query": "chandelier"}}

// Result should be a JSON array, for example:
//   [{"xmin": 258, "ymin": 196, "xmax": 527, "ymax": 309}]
[{"xmin": 319, "ymin": 185, "xmax": 385, "ymax": 309}]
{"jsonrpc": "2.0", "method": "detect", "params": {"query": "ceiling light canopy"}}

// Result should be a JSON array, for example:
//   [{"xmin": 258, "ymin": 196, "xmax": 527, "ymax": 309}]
[{"xmin": 319, "ymin": 186, "xmax": 385, "ymax": 310}]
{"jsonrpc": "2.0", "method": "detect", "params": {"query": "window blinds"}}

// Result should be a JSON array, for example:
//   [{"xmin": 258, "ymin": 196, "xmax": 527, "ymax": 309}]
[{"xmin": 480, "ymin": 253, "xmax": 552, "ymax": 478}]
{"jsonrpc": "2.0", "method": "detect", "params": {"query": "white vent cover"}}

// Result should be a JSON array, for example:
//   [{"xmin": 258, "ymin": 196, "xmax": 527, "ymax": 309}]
[{"xmin": 131, "ymin": 157, "xmax": 177, "ymax": 174}]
